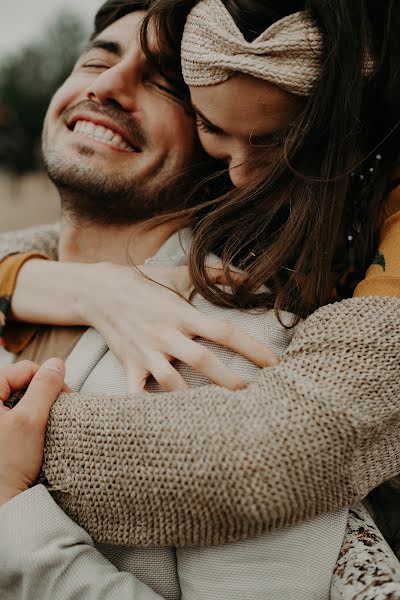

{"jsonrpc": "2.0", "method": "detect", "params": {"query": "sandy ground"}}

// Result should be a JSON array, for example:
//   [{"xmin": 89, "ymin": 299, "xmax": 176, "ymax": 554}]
[{"xmin": 0, "ymin": 171, "xmax": 60, "ymax": 232}]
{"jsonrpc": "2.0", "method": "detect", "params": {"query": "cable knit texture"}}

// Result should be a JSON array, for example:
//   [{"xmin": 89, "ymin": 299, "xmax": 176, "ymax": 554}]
[
  {"xmin": 0, "ymin": 226, "xmax": 399, "ymax": 548},
  {"xmin": 182, "ymin": 1, "xmax": 374, "ymax": 95}
]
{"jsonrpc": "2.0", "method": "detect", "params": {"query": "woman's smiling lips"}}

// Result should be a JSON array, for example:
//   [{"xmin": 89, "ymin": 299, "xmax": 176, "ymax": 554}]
[{"xmin": 66, "ymin": 114, "xmax": 141, "ymax": 153}]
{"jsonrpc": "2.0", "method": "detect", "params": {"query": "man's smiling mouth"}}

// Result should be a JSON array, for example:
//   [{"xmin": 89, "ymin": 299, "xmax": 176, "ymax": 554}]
[{"xmin": 72, "ymin": 120, "xmax": 136, "ymax": 152}]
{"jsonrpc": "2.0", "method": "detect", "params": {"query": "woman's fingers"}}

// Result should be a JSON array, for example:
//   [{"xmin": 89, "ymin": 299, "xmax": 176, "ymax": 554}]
[
  {"xmin": 205, "ymin": 266, "xmax": 247, "ymax": 287},
  {"xmin": 170, "ymin": 334, "xmax": 246, "ymax": 390},
  {"xmin": 183, "ymin": 267, "xmax": 276, "ymax": 366},
  {"xmin": 15, "ymin": 358, "xmax": 66, "ymax": 427},
  {"xmin": 145, "ymin": 352, "xmax": 189, "ymax": 392},
  {"xmin": 191, "ymin": 313, "xmax": 279, "ymax": 367},
  {"xmin": 125, "ymin": 364, "xmax": 149, "ymax": 394},
  {"xmin": 125, "ymin": 356, "xmax": 188, "ymax": 393}
]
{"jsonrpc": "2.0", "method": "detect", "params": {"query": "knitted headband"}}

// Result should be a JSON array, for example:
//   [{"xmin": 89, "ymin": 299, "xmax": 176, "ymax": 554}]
[{"xmin": 181, "ymin": 0, "xmax": 374, "ymax": 96}]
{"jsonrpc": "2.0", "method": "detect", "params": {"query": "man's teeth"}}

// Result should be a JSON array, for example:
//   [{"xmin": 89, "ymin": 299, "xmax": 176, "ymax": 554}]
[{"xmin": 73, "ymin": 120, "xmax": 135, "ymax": 151}]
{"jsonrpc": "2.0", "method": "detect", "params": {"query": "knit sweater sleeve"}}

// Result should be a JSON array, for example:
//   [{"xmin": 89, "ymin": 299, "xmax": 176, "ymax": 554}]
[
  {"xmin": 42, "ymin": 296, "xmax": 400, "ymax": 548},
  {"xmin": 0, "ymin": 224, "xmax": 59, "ymax": 260}
]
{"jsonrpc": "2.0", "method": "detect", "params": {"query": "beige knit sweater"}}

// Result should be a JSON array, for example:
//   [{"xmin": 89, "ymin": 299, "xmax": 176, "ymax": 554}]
[{"xmin": 1, "ymin": 224, "xmax": 399, "ymax": 548}]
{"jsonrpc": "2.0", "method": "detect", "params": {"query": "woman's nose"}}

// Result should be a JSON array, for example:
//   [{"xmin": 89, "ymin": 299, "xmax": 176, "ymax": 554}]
[{"xmin": 228, "ymin": 158, "xmax": 254, "ymax": 188}]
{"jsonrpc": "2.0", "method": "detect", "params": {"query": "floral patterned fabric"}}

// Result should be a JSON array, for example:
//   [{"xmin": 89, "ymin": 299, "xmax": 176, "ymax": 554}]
[{"xmin": 331, "ymin": 504, "xmax": 400, "ymax": 599}]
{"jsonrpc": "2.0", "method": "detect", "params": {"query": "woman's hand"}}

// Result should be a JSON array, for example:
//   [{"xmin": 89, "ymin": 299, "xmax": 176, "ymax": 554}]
[
  {"xmin": 12, "ymin": 260, "xmax": 278, "ymax": 393},
  {"xmin": 79, "ymin": 263, "xmax": 279, "ymax": 393},
  {"xmin": 0, "ymin": 359, "xmax": 68, "ymax": 506}
]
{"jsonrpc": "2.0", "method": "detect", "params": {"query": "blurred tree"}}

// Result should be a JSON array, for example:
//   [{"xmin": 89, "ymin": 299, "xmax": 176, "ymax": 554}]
[{"xmin": 0, "ymin": 11, "xmax": 87, "ymax": 173}]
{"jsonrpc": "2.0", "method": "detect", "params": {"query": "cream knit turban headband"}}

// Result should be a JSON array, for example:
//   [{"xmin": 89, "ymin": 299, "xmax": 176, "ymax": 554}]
[{"xmin": 181, "ymin": 0, "xmax": 374, "ymax": 96}]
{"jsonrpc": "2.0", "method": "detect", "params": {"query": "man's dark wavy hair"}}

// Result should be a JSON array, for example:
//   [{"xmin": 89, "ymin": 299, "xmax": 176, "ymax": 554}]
[{"xmin": 92, "ymin": 0, "xmax": 151, "ymax": 38}]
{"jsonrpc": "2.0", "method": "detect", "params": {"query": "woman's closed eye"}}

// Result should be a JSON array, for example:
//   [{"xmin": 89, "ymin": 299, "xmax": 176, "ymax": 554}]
[
  {"xmin": 195, "ymin": 116, "xmax": 224, "ymax": 136},
  {"xmin": 196, "ymin": 116, "xmax": 284, "ymax": 149}
]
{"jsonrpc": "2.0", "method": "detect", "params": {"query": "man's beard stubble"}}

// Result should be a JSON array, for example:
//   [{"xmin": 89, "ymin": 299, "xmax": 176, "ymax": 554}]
[
  {"xmin": 44, "ymin": 148, "xmax": 163, "ymax": 226},
  {"xmin": 42, "ymin": 101, "xmax": 194, "ymax": 226}
]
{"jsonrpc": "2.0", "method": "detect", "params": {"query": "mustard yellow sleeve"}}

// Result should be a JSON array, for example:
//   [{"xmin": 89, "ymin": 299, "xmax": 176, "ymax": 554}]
[
  {"xmin": 0, "ymin": 252, "xmax": 48, "ymax": 353},
  {"xmin": 354, "ymin": 185, "xmax": 400, "ymax": 298}
]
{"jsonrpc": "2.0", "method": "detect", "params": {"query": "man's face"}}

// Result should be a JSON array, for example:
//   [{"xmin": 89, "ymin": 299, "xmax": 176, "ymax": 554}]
[{"xmin": 42, "ymin": 11, "xmax": 199, "ymax": 224}]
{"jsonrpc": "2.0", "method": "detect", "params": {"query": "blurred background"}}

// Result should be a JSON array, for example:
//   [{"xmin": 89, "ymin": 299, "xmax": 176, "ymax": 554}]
[{"xmin": 0, "ymin": 0, "xmax": 102, "ymax": 231}]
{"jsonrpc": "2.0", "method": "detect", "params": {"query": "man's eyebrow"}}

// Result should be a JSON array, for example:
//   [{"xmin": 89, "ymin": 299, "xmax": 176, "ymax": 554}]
[
  {"xmin": 191, "ymin": 104, "xmax": 224, "ymax": 132},
  {"xmin": 84, "ymin": 39, "xmax": 123, "ymax": 57}
]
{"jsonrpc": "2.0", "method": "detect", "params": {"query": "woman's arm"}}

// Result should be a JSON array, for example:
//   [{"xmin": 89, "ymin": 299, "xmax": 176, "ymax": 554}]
[
  {"xmin": 354, "ymin": 181, "xmax": 400, "ymax": 298},
  {"xmin": 0, "ymin": 226, "xmax": 277, "ymax": 390},
  {"xmin": 41, "ymin": 295, "xmax": 400, "ymax": 548},
  {"xmin": 2, "ymin": 227, "xmax": 399, "ymax": 548}
]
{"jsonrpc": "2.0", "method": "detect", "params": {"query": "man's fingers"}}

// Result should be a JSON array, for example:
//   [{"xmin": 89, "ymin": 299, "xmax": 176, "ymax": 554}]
[
  {"xmin": 0, "ymin": 360, "xmax": 40, "ymax": 402},
  {"xmin": 15, "ymin": 358, "xmax": 66, "ymax": 425},
  {"xmin": 194, "ymin": 314, "xmax": 279, "ymax": 367}
]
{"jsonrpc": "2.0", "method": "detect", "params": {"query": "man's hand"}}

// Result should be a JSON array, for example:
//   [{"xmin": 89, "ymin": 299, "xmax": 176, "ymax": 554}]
[{"xmin": 0, "ymin": 359, "xmax": 68, "ymax": 506}]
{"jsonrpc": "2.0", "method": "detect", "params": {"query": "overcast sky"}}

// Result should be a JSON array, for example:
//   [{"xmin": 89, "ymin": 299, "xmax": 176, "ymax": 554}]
[{"xmin": 0, "ymin": 0, "xmax": 103, "ymax": 58}]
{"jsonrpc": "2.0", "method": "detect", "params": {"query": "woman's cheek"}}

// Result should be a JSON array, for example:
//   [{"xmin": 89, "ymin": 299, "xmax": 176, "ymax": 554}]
[{"xmin": 197, "ymin": 129, "xmax": 221, "ymax": 160}]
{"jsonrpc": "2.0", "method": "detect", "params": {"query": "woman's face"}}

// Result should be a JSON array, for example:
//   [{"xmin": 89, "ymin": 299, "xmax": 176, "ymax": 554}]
[{"xmin": 190, "ymin": 74, "xmax": 302, "ymax": 188}]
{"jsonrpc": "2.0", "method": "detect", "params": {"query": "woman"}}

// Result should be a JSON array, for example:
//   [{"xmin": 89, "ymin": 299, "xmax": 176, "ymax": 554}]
[{"xmin": 0, "ymin": 0, "xmax": 399, "ymax": 556}]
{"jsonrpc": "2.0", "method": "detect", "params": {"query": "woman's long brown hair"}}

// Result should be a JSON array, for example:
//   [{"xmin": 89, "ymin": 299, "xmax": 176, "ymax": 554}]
[{"xmin": 142, "ymin": 0, "xmax": 400, "ymax": 320}]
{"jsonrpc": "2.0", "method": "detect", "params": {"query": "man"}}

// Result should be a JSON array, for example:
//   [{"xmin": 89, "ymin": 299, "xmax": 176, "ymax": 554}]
[{"xmin": 0, "ymin": 1, "xmax": 398, "ymax": 598}]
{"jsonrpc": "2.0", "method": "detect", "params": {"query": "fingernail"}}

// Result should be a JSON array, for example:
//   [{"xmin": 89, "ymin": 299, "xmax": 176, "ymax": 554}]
[
  {"xmin": 43, "ymin": 358, "xmax": 64, "ymax": 374},
  {"xmin": 267, "ymin": 355, "xmax": 280, "ymax": 366}
]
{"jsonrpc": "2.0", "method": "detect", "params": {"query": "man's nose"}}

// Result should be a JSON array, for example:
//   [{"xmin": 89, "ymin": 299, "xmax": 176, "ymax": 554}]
[{"xmin": 86, "ymin": 62, "xmax": 139, "ymax": 112}]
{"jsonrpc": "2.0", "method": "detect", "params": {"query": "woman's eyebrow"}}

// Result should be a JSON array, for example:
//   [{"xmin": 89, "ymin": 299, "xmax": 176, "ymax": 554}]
[
  {"xmin": 191, "ymin": 104, "xmax": 225, "ymax": 132},
  {"xmin": 191, "ymin": 104, "xmax": 282, "ymax": 140},
  {"xmin": 84, "ymin": 39, "xmax": 123, "ymax": 57}
]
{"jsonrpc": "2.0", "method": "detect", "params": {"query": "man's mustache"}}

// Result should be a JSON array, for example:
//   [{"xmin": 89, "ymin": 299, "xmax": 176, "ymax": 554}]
[{"xmin": 62, "ymin": 100, "xmax": 149, "ymax": 150}]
